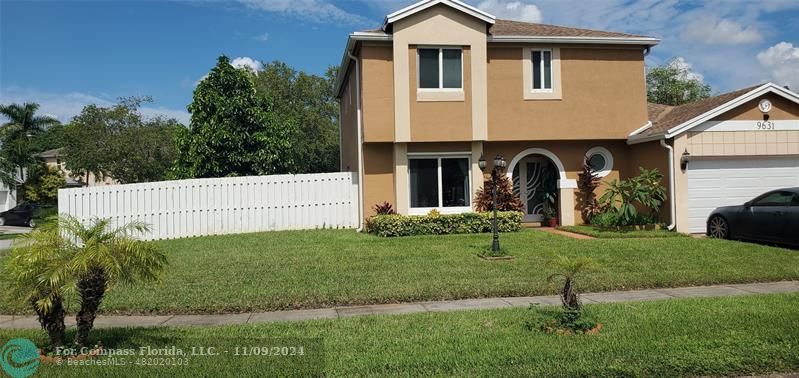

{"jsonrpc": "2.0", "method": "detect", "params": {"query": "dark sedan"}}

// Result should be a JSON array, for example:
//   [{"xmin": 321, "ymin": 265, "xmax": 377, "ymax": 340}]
[
  {"xmin": 706, "ymin": 188, "xmax": 799, "ymax": 248},
  {"xmin": 0, "ymin": 203, "xmax": 40, "ymax": 227}
]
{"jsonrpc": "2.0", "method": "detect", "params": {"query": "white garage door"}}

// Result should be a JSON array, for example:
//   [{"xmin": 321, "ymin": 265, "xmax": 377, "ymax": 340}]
[{"xmin": 687, "ymin": 156, "xmax": 799, "ymax": 233}]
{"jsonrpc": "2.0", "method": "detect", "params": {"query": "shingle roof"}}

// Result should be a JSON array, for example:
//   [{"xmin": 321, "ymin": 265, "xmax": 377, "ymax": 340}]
[
  {"xmin": 638, "ymin": 84, "xmax": 764, "ymax": 137},
  {"xmin": 489, "ymin": 19, "xmax": 649, "ymax": 38}
]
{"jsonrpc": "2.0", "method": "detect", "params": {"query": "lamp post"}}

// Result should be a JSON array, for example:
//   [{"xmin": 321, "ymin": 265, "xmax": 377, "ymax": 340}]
[{"xmin": 479, "ymin": 153, "xmax": 506, "ymax": 255}]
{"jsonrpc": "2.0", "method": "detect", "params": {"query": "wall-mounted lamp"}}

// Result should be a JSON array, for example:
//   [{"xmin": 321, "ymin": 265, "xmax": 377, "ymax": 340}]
[
  {"xmin": 680, "ymin": 149, "xmax": 691, "ymax": 170},
  {"xmin": 478, "ymin": 153, "xmax": 487, "ymax": 171}
]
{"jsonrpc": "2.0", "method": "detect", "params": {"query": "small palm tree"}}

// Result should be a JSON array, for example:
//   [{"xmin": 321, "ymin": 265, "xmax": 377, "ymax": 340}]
[
  {"xmin": 59, "ymin": 216, "xmax": 167, "ymax": 346},
  {"xmin": 547, "ymin": 256, "xmax": 597, "ymax": 312},
  {"xmin": 3, "ymin": 227, "xmax": 73, "ymax": 348},
  {"xmin": 0, "ymin": 102, "xmax": 59, "ymax": 182}
]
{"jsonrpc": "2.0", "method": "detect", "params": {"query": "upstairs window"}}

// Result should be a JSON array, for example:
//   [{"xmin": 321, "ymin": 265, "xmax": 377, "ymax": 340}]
[
  {"xmin": 418, "ymin": 48, "xmax": 462, "ymax": 90},
  {"xmin": 532, "ymin": 49, "xmax": 553, "ymax": 91}
]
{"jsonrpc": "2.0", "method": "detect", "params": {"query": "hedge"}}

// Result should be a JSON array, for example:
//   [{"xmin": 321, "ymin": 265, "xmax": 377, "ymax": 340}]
[{"xmin": 367, "ymin": 211, "xmax": 523, "ymax": 237}]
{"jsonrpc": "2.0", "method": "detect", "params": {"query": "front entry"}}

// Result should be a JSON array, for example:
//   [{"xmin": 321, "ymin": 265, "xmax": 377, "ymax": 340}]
[{"xmin": 512, "ymin": 156, "xmax": 559, "ymax": 222}]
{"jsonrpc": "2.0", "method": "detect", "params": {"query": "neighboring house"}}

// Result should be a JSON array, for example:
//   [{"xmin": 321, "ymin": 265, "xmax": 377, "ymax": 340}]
[
  {"xmin": 38, "ymin": 148, "xmax": 115, "ymax": 187},
  {"xmin": 335, "ymin": 0, "xmax": 799, "ymax": 233},
  {"xmin": 0, "ymin": 173, "xmax": 21, "ymax": 212}
]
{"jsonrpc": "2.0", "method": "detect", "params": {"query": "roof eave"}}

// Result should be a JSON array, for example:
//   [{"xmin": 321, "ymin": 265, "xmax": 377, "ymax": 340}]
[
  {"xmin": 489, "ymin": 35, "xmax": 660, "ymax": 46},
  {"xmin": 384, "ymin": 0, "xmax": 496, "ymax": 27},
  {"xmin": 333, "ymin": 33, "xmax": 393, "ymax": 98}
]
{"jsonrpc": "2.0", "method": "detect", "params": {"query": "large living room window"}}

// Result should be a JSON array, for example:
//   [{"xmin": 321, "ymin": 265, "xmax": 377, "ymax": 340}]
[
  {"xmin": 532, "ymin": 49, "xmax": 553, "ymax": 91},
  {"xmin": 409, "ymin": 155, "xmax": 470, "ymax": 213},
  {"xmin": 418, "ymin": 48, "xmax": 462, "ymax": 90}
]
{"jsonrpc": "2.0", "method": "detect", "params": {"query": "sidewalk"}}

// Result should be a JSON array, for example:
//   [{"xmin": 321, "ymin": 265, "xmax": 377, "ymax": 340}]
[{"xmin": 1, "ymin": 281, "xmax": 796, "ymax": 329}]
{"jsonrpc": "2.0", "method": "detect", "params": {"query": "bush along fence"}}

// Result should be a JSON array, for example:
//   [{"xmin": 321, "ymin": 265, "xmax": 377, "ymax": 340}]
[
  {"xmin": 57, "ymin": 172, "xmax": 360, "ymax": 240},
  {"xmin": 367, "ymin": 211, "xmax": 523, "ymax": 237}
]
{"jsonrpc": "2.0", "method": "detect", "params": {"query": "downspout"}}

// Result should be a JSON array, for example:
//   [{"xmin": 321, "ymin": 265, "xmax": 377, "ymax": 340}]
[
  {"xmin": 659, "ymin": 138, "xmax": 676, "ymax": 231},
  {"xmin": 347, "ymin": 50, "xmax": 365, "ymax": 232}
]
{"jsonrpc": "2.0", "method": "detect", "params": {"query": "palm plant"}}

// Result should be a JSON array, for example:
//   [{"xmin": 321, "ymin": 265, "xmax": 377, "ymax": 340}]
[
  {"xmin": 0, "ymin": 102, "xmax": 59, "ymax": 182},
  {"xmin": 3, "ymin": 226, "xmax": 73, "ymax": 348},
  {"xmin": 59, "ymin": 216, "xmax": 167, "ymax": 346},
  {"xmin": 547, "ymin": 256, "xmax": 597, "ymax": 312}
]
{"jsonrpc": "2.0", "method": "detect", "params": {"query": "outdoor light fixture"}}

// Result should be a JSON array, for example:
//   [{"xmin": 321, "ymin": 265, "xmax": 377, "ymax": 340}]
[
  {"xmin": 680, "ymin": 149, "xmax": 691, "ymax": 170},
  {"xmin": 477, "ymin": 154, "xmax": 507, "ymax": 255}
]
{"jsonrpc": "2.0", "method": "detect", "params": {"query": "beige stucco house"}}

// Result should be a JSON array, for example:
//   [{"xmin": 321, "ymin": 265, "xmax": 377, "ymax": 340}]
[
  {"xmin": 38, "ymin": 148, "xmax": 117, "ymax": 187},
  {"xmin": 335, "ymin": 0, "xmax": 799, "ymax": 233}
]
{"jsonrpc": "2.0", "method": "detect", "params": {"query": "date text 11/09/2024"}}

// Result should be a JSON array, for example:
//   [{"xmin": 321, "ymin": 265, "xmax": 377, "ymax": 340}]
[{"xmin": 54, "ymin": 346, "xmax": 307, "ymax": 357}]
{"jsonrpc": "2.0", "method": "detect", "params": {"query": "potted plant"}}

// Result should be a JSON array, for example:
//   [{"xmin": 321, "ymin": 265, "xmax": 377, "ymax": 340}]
[{"xmin": 543, "ymin": 206, "xmax": 558, "ymax": 227}]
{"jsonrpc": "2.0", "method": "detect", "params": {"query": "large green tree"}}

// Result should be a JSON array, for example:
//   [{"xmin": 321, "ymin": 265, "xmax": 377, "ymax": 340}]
[
  {"xmin": 173, "ymin": 56, "xmax": 294, "ymax": 178},
  {"xmin": 646, "ymin": 59, "xmax": 712, "ymax": 105},
  {"xmin": 0, "ymin": 102, "xmax": 60, "ymax": 184},
  {"xmin": 64, "ymin": 97, "xmax": 180, "ymax": 184},
  {"xmin": 254, "ymin": 62, "xmax": 339, "ymax": 173}
]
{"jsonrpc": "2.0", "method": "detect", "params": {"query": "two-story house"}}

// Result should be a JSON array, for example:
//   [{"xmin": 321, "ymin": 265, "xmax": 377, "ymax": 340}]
[{"xmin": 335, "ymin": 0, "xmax": 799, "ymax": 233}]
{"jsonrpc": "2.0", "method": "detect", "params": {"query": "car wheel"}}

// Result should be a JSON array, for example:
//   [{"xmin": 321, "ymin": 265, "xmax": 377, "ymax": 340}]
[
  {"xmin": 708, "ymin": 216, "xmax": 729, "ymax": 239},
  {"xmin": 27, "ymin": 218, "xmax": 36, "ymax": 228}
]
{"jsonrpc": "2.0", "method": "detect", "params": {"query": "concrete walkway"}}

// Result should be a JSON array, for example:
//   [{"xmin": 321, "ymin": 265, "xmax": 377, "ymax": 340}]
[
  {"xmin": 536, "ymin": 227, "xmax": 595, "ymax": 239},
  {"xmin": 1, "ymin": 281, "xmax": 796, "ymax": 329}
]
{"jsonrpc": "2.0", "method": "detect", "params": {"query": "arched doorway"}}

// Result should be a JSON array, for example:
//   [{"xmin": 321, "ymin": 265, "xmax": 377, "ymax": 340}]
[
  {"xmin": 511, "ymin": 155, "xmax": 559, "ymax": 222},
  {"xmin": 506, "ymin": 148, "xmax": 574, "ymax": 225}
]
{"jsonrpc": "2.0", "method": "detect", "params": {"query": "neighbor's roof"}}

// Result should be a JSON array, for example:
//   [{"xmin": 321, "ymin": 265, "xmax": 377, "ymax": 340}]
[
  {"xmin": 629, "ymin": 83, "xmax": 799, "ymax": 143},
  {"xmin": 37, "ymin": 147, "xmax": 64, "ymax": 158}
]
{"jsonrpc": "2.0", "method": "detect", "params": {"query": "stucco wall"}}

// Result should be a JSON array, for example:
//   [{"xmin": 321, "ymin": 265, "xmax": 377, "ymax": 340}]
[
  {"xmin": 625, "ymin": 140, "xmax": 671, "ymax": 224},
  {"xmin": 339, "ymin": 64, "xmax": 359, "ymax": 172},
  {"xmin": 486, "ymin": 45, "xmax": 648, "ymax": 141},
  {"xmin": 713, "ymin": 93, "xmax": 799, "ymax": 121},
  {"xmin": 363, "ymin": 143, "xmax": 396, "ymax": 218},
  {"xmin": 362, "ymin": 44, "xmax": 395, "ymax": 142}
]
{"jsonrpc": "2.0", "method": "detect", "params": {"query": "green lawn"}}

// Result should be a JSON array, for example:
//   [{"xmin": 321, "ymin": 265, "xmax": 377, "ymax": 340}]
[
  {"xmin": 2, "ymin": 294, "xmax": 797, "ymax": 376},
  {"xmin": 1, "ymin": 229, "xmax": 798, "ymax": 315},
  {"xmin": 558, "ymin": 225, "xmax": 687, "ymax": 239}
]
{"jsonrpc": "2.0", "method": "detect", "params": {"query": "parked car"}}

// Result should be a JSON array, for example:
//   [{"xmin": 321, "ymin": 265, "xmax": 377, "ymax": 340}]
[
  {"xmin": 0, "ymin": 203, "xmax": 41, "ymax": 227},
  {"xmin": 706, "ymin": 188, "xmax": 799, "ymax": 248}
]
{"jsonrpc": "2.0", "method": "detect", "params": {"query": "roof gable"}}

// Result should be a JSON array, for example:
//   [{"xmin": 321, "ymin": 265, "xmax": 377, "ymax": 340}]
[
  {"xmin": 383, "ymin": 0, "xmax": 495, "ymax": 28},
  {"xmin": 630, "ymin": 83, "xmax": 799, "ymax": 142}
]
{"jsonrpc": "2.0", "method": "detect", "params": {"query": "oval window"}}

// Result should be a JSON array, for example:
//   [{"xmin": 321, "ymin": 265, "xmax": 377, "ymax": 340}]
[{"xmin": 585, "ymin": 147, "xmax": 613, "ymax": 177}]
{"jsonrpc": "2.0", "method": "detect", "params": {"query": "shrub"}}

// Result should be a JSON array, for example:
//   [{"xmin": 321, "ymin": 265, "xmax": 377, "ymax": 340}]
[
  {"xmin": 368, "ymin": 211, "xmax": 523, "ymax": 237},
  {"xmin": 599, "ymin": 168, "xmax": 666, "ymax": 226},
  {"xmin": 373, "ymin": 202, "xmax": 396, "ymax": 215},
  {"xmin": 590, "ymin": 210, "xmax": 658, "ymax": 228},
  {"xmin": 474, "ymin": 170, "xmax": 523, "ymax": 212},
  {"xmin": 577, "ymin": 156, "xmax": 602, "ymax": 223},
  {"xmin": 525, "ymin": 256, "xmax": 599, "ymax": 334}
]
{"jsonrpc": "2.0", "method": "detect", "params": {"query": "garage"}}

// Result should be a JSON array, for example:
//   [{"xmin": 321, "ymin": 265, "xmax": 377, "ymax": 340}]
[{"xmin": 686, "ymin": 156, "xmax": 799, "ymax": 233}]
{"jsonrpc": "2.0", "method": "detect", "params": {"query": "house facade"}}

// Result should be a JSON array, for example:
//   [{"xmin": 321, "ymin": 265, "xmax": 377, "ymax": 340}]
[{"xmin": 335, "ymin": 0, "xmax": 799, "ymax": 233}]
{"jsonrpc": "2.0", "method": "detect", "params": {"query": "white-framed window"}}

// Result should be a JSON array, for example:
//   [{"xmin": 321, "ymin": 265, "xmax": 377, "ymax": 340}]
[
  {"xmin": 531, "ymin": 49, "xmax": 553, "ymax": 91},
  {"xmin": 417, "ymin": 47, "xmax": 463, "ymax": 90},
  {"xmin": 585, "ymin": 147, "xmax": 614, "ymax": 177},
  {"xmin": 408, "ymin": 154, "xmax": 471, "ymax": 214}
]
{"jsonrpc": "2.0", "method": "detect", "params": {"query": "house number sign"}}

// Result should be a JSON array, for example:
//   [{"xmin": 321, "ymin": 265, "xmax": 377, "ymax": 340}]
[{"xmin": 756, "ymin": 121, "xmax": 775, "ymax": 130}]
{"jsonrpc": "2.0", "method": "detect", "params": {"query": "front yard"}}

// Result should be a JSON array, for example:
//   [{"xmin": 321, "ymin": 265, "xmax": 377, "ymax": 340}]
[
  {"xmin": 558, "ymin": 225, "xmax": 687, "ymax": 238},
  {"xmin": 2, "ymin": 294, "xmax": 797, "ymax": 376},
  {"xmin": 3, "ymin": 228, "xmax": 797, "ymax": 315}
]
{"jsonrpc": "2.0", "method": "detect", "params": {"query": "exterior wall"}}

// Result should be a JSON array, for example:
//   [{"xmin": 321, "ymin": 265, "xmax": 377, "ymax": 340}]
[
  {"xmin": 713, "ymin": 93, "xmax": 799, "ymax": 121},
  {"xmin": 483, "ymin": 140, "xmax": 630, "ymax": 224},
  {"xmin": 44, "ymin": 156, "xmax": 116, "ymax": 186},
  {"xmin": 408, "ymin": 46, "xmax": 473, "ymax": 141},
  {"xmin": 362, "ymin": 143, "xmax": 396, "ymax": 218},
  {"xmin": 339, "ymin": 64, "xmax": 359, "ymax": 172},
  {"xmin": 392, "ymin": 4, "xmax": 488, "ymax": 142},
  {"xmin": 625, "ymin": 140, "xmax": 671, "ymax": 224},
  {"xmin": 486, "ymin": 45, "xmax": 648, "ymax": 141},
  {"xmin": 362, "ymin": 44, "xmax": 395, "ymax": 142}
]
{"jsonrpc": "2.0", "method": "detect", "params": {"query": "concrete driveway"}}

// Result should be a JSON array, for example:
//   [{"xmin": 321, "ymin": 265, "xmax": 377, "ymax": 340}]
[{"xmin": 0, "ymin": 225, "xmax": 31, "ymax": 250}]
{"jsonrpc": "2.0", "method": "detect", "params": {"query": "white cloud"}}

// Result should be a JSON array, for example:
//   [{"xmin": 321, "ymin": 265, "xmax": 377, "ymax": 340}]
[
  {"xmin": 230, "ymin": 57, "xmax": 263, "ymax": 72},
  {"xmin": 757, "ymin": 42, "xmax": 799, "ymax": 90},
  {"xmin": 680, "ymin": 17, "xmax": 761, "ymax": 45},
  {"xmin": 478, "ymin": 0, "xmax": 542, "ymax": 23},
  {"xmin": 255, "ymin": 32, "xmax": 270, "ymax": 42},
  {"xmin": 238, "ymin": 0, "xmax": 371, "ymax": 26},
  {"xmin": 0, "ymin": 87, "xmax": 190, "ymax": 125},
  {"xmin": 668, "ymin": 57, "xmax": 705, "ymax": 83}
]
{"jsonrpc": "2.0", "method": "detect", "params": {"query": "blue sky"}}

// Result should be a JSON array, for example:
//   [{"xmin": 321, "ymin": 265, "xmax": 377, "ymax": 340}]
[{"xmin": 2, "ymin": 0, "xmax": 798, "ymax": 124}]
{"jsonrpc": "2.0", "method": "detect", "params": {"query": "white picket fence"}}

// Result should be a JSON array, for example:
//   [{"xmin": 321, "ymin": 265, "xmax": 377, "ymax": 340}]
[{"xmin": 57, "ymin": 172, "xmax": 360, "ymax": 240}]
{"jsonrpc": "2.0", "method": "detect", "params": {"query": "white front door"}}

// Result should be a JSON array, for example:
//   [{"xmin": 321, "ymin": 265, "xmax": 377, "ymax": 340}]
[{"xmin": 686, "ymin": 156, "xmax": 799, "ymax": 233}]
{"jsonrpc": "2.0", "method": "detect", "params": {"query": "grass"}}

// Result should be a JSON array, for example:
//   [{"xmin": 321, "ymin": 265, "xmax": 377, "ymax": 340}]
[
  {"xmin": 0, "ymin": 233, "xmax": 21, "ymax": 240},
  {"xmin": 1, "ymin": 228, "xmax": 798, "ymax": 315},
  {"xmin": 558, "ymin": 224, "xmax": 687, "ymax": 239},
  {"xmin": 2, "ymin": 294, "xmax": 797, "ymax": 376}
]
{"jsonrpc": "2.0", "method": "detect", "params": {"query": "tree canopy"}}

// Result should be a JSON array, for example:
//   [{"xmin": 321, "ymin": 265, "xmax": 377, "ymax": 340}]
[
  {"xmin": 254, "ymin": 62, "xmax": 339, "ymax": 173},
  {"xmin": 173, "ymin": 55, "xmax": 294, "ymax": 178},
  {"xmin": 646, "ymin": 59, "xmax": 712, "ymax": 105},
  {"xmin": 0, "ymin": 102, "xmax": 60, "ymax": 185},
  {"xmin": 64, "ymin": 97, "xmax": 180, "ymax": 184}
]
